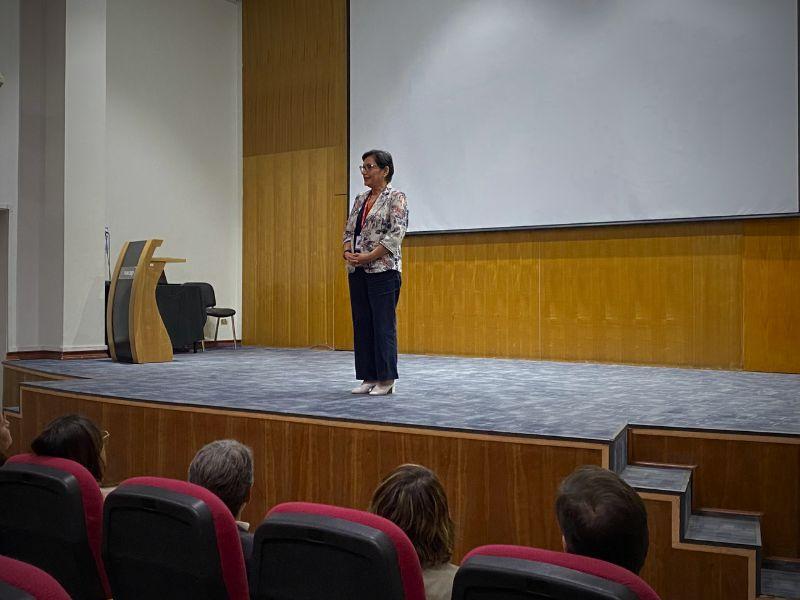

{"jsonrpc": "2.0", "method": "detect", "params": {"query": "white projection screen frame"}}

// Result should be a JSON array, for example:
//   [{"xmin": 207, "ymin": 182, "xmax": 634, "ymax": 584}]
[{"xmin": 349, "ymin": 0, "xmax": 799, "ymax": 233}]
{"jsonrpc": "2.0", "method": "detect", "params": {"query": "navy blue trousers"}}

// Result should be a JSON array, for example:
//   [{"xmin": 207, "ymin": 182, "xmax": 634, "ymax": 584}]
[{"xmin": 348, "ymin": 268, "xmax": 401, "ymax": 381}]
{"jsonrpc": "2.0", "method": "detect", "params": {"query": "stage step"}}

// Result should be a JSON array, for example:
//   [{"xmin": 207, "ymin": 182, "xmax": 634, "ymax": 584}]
[
  {"xmin": 685, "ymin": 513, "xmax": 761, "ymax": 549},
  {"xmin": 620, "ymin": 464, "xmax": 691, "ymax": 494},
  {"xmin": 761, "ymin": 559, "xmax": 800, "ymax": 599},
  {"xmin": 622, "ymin": 463, "xmax": 764, "ymax": 596},
  {"xmin": 621, "ymin": 464, "xmax": 694, "ymax": 543}
]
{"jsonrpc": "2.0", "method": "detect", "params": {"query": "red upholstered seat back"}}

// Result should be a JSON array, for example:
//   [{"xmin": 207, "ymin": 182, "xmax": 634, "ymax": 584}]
[
  {"xmin": 462, "ymin": 545, "xmax": 660, "ymax": 600},
  {"xmin": 112, "ymin": 476, "xmax": 249, "ymax": 600},
  {"xmin": 0, "ymin": 555, "xmax": 71, "ymax": 600},
  {"xmin": 266, "ymin": 501, "xmax": 426, "ymax": 600},
  {"xmin": 4, "ymin": 453, "xmax": 110, "ymax": 597}
]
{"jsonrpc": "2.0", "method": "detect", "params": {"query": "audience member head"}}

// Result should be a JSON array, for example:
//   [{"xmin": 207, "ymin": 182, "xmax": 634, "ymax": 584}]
[
  {"xmin": 188, "ymin": 439, "xmax": 254, "ymax": 519},
  {"xmin": 0, "ymin": 414, "xmax": 12, "ymax": 465},
  {"xmin": 369, "ymin": 463, "xmax": 454, "ymax": 569},
  {"xmin": 555, "ymin": 465, "xmax": 649, "ymax": 574},
  {"xmin": 30, "ymin": 414, "xmax": 106, "ymax": 482}
]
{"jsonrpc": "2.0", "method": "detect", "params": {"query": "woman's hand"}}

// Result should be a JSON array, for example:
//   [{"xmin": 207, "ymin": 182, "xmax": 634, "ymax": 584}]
[
  {"xmin": 343, "ymin": 251, "xmax": 362, "ymax": 266},
  {"xmin": 345, "ymin": 251, "xmax": 370, "ymax": 266}
]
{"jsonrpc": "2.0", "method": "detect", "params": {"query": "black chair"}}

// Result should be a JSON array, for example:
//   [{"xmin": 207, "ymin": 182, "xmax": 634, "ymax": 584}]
[
  {"xmin": 156, "ymin": 282, "xmax": 207, "ymax": 352},
  {"xmin": 184, "ymin": 282, "xmax": 237, "ymax": 349},
  {"xmin": 0, "ymin": 455, "xmax": 110, "ymax": 600},
  {"xmin": 250, "ymin": 501, "xmax": 426, "ymax": 600},
  {"xmin": 454, "ymin": 545, "xmax": 660, "ymax": 600},
  {"xmin": 102, "ymin": 476, "xmax": 249, "ymax": 600}
]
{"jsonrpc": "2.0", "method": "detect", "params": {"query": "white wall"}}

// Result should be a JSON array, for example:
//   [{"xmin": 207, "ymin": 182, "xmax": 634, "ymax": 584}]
[
  {"xmin": 15, "ymin": 0, "xmax": 67, "ymax": 352},
  {"xmin": 0, "ymin": 0, "xmax": 21, "ymax": 354},
  {"xmin": 62, "ymin": 0, "xmax": 106, "ymax": 349},
  {"xmin": 0, "ymin": 0, "xmax": 20, "ymax": 211},
  {"xmin": 3, "ymin": 0, "xmax": 243, "ymax": 352},
  {"xmin": 106, "ymin": 0, "xmax": 243, "ymax": 339}
]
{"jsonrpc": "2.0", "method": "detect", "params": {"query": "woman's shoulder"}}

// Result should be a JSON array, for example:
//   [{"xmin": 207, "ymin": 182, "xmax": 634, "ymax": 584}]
[
  {"xmin": 422, "ymin": 563, "xmax": 458, "ymax": 600},
  {"xmin": 387, "ymin": 187, "xmax": 407, "ymax": 204}
]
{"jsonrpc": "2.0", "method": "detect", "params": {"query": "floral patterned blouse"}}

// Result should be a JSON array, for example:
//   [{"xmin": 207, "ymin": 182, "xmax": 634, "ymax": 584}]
[{"xmin": 343, "ymin": 185, "xmax": 409, "ymax": 273}]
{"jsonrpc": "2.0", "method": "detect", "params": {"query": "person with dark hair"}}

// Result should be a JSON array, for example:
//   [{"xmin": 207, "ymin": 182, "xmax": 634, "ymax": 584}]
[
  {"xmin": 370, "ymin": 464, "xmax": 456, "ymax": 600},
  {"xmin": 31, "ymin": 414, "xmax": 107, "ymax": 482},
  {"xmin": 343, "ymin": 149, "xmax": 409, "ymax": 396},
  {"xmin": 555, "ymin": 465, "xmax": 649, "ymax": 574},
  {"xmin": 188, "ymin": 440, "xmax": 255, "ymax": 572}
]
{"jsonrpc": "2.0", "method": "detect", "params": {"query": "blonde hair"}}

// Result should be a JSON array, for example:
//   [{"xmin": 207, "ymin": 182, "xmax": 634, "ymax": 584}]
[{"xmin": 369, "ymin": 464, "xmax": 454, "ymax": 568}]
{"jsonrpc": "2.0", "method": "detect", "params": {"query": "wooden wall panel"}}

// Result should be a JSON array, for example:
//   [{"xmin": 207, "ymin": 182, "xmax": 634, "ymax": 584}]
[
  {"xmin": 742, "ymin": 218, "xmax": 800, "ymax": 373},
  {"xmin": 242, "ymin": 0, "xmax": 800, "ymax": 372},
  {"xmin": 243, "ymin": 148, "xmax": 348, "ymax": 347},
  {"xmin": 630, "ymin": 428, "xmax": 800, "ymax": 558},
  {"xmin": 2, "ymin": 365, "xmax": 71, "ymax": 408},
  {"xmin": 17, "ymin": 387, "xmax": 605, "ymax": 561},
  {"xmin": 243, "ymin": 0, "xmax": 347, "ymax": 163},
  {"xmin": 399, "ymin": 221, "xmax": 744, "ymax": 367},
  {"xmin": 639, "ymin": 494, "xmax": 754, "ymax": 600}
]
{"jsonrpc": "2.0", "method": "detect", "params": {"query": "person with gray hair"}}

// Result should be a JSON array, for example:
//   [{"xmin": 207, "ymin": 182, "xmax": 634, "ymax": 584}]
[{"xmin": 188, "ymin": 439, "xmax": 256, "ymax": 575}]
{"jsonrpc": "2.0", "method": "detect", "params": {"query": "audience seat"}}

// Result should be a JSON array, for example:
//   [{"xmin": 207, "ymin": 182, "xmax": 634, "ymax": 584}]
[
  {"xmin": 251, "ymin": 501, "xmax": 426, "ymax": 600},
  {"xmin": 0, "ymin": 555, "xmax": 71, "ymax": 600},
  {"xmin": 0, "ymin": 454, "xmax": 110, "ymax": 600},
  {"xmin": 454, "ymin": 545, "xmax": 660, "ymax": 600},
  {"xmin": 102, "ymin": 476, "xmax": 248, "ymax": 600}
]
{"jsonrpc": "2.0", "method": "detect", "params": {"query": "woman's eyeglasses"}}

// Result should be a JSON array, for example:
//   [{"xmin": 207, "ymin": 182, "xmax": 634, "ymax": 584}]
[{"xmin": 359, "ymin": 163, "xmax": 379, "ymax": 174}]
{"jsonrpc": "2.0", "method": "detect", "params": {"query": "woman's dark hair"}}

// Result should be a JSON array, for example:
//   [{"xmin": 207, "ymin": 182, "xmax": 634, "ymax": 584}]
[
  {"xmin": 31, "ymin": 414, "xmax": 105, "ymax": 482},
  {"xmin": 362, "ymin": 149, "xmax": 394, "ymax": 183},
  {"xmin": 369, "ymin": 464, "xmax": 454, "ymax": 568}
]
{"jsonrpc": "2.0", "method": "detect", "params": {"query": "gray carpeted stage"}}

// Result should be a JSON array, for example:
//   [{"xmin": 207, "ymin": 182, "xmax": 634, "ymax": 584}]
[{"xmin": 8, "ymin": 346, "xmax": 800, "ymax": 442}]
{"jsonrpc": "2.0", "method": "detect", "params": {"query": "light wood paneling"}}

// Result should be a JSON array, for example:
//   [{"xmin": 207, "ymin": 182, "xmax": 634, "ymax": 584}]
[
  {"xmin": 743, "ymin": 218, "xmax": 800, "ymax": 373},
  {"xmin": 2, "ymin": 365, "xmax": 72, "ymax": 408},
  {"xmin": 399, "ymin": 221, "xmax": 744, "ymax": 367},
  {"xmin": 242, "ymin": 148, "xmax": 348, "ymax": 347},
  {"xmin": 630, "ymin": 428, "xmax": 800, "ymax": 558},
  {"xmin": 243, "ymin": 0, "xmax": 347, "ymax": 179}
]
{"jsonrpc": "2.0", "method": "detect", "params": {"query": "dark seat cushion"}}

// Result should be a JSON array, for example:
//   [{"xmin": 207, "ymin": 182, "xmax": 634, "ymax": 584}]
[{"xmin": 207, "ymin": 307, "xmax": 236, "ymax": 318}]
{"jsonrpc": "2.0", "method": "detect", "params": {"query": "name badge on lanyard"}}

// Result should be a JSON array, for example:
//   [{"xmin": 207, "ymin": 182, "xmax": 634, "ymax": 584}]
[{"xmin": 353, "ymin": 234, "xmax": 363, "ymax": 253}]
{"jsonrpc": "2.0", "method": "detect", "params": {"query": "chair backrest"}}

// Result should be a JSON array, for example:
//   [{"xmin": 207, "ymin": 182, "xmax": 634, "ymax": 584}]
[
  {"xmin": 183, "ymin": 282, "xmax": 216, "ymax": 308},
  {"xmin": 0, "ymin": 555, "xmax": 71, "ymax": 600},
  {"xmin": 102, "ymin": 476, "xmax": 248, "ymax": 600},
  {"xmin": 0, "ymin": 454, "xmax": 110, "ymax": 600},
  {"xmin": 454, "ymin": 546, "xmax": 660, "ymax": 600},
  {"xmin": 251, "ymin": 501, "xmax": 426, "ymax": 600}
]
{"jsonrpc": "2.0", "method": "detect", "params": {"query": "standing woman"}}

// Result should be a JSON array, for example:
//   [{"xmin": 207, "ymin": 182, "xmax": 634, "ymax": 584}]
[{"xmin": 343, "ymin": 149, "xmax": 408, "ymax": 396}]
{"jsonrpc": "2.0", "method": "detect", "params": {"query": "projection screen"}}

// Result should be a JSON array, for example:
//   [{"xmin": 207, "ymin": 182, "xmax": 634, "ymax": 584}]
[{"xmin": 349, "ymin": 0, "xmax": 799, "ymax": 233}]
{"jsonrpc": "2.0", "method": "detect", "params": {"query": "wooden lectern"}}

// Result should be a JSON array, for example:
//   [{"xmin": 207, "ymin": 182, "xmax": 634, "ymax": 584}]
[{"xmin": 106, "ymin": 239, "xmax": 186, "ymax": 363}]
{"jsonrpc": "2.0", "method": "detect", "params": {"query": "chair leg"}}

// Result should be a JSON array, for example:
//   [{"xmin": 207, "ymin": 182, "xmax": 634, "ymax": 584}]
[
  {"xmin": 201, "ymin": 339, "xmax": 205, "ymax": 352},
  {"xmin": 231, "ymin": 316, "xmax": 237, "ymax": 349},
  {"xmin": 214, "ymin": 317, "xmax": 220, "ymax": 343}
]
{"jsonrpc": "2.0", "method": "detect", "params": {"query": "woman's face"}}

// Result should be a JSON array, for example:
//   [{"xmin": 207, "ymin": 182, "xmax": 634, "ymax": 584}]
[
  {"xmin": 361, "ymin": 155, "xmax": 386, "ymax": 189},
  {"xmin": 0, "ymin": 415, "xmax": 12, "ymax": 452}
]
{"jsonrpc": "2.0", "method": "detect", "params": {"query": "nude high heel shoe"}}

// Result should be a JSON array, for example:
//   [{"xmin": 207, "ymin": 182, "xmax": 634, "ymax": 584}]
[
  {"xmin": 369, "ymin": 380, "xmax": 395, "ymax": 396},
  {"xmin": 351, "ymin": 381, "xmax": 377, "ymax": 394}
]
